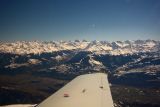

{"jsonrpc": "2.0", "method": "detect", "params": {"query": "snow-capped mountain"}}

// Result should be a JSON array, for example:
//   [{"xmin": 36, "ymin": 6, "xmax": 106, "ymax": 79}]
[
  {"xmin": 0, "ymin": 40, "xmax": 159, "ymax": 55},
  {"xmin": 0, "ymin": 40, "xmax": 160, "ymax": 107}
]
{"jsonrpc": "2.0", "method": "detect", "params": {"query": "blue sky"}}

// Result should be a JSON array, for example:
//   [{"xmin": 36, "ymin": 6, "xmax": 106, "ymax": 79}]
[{"xmin": 0, "ymin": 0, "xmax": 160, "ymax": 41}]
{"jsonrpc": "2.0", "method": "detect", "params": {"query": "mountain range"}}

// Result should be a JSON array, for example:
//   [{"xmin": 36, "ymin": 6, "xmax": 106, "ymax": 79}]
[
  {"xmin": 0, "ymin": 39, "xmax": 159, "ymax": 55},
  {"xmin": 0, "ymin": 40, "xmax": 160, "ymax": 107}
]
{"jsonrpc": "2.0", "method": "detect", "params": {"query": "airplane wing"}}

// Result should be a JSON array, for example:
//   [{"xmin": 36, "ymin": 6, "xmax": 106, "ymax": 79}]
[{"xmin": 37, "ymin": 73, "xmax": 114, "ymax": 107}]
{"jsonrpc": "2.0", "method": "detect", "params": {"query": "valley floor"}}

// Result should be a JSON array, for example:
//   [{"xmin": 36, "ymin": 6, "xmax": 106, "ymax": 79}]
[{"xmin": 0, "ymin": 73, "xmax": 160, "ymax": 107}]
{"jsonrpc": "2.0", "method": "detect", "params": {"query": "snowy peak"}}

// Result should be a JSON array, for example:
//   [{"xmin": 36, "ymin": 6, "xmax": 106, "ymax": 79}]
[
  {"xmin": 88, "ymin": 55, "xmax": 103, "ymax": 66},
  {"xmin": 0, "ymin": 40, "xmax": 159, "ymax": 55},
  {"xmin": 84, "ymin": 41, "xmax": 112, "ymax": 52}
]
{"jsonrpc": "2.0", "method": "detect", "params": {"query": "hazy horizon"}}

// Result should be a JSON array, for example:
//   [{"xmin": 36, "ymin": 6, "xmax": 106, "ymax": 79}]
[{"xmin": 1, "ymin": 39, "xmax": 160, "ymax": 43}]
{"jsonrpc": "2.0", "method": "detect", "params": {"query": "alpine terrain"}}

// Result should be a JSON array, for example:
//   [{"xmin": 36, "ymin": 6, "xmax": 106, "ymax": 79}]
[{"xmin": 0, "ymin": 39, "xmax": 160, "ymax": 107}]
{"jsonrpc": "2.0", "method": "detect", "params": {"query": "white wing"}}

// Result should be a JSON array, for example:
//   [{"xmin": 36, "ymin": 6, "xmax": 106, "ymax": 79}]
[{"xmin": 37, "ymin": 73, "xmax": 114, "ymax": 107}]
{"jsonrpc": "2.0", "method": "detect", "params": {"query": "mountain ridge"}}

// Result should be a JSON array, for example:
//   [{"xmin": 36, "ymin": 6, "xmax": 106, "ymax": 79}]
[{"xmin": 0, "ymin": 40, "xmax": 159, "ymax": 55}]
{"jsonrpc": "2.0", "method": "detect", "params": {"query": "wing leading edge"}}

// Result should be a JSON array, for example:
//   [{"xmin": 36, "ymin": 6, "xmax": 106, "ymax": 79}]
[{"xmin": 37, "ymin": 73, "xmax": 114, "ymax": 107}]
